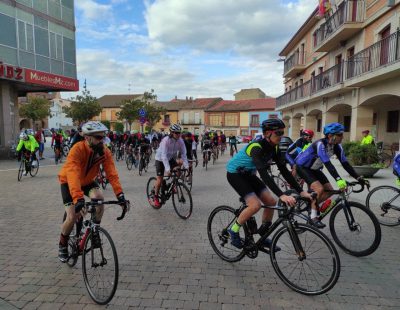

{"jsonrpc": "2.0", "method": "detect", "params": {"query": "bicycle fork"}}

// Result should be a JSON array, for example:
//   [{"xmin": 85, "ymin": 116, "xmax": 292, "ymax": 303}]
[{"xmin": 285, "ymin": 220, "xmax": 306, "ymax": 260}]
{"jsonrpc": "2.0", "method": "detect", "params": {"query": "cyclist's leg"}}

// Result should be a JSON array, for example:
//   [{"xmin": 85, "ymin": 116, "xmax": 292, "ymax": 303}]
[
  {"xmin": 86, "ymin": 184, "xmax": 104, "ymax": 223},
  {"xmin": 59, "ymin": 183, "xmax": 77, "ymax": 262},
  {"xmin": 154, "ymin": 160, "xmax": 165, "ymax": 196}
]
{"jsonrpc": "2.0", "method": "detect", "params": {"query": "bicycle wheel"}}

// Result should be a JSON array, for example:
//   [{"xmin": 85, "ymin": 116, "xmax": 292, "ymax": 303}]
[
  {"xmin": 329, "ymin": 201, "xmax": 381, "ymax": 257},
  {"xmin": 366, "ymin": 185, "xmax": 400, "ymax": 226},
  {"xmin": 273, "ymin": 174, "xmax": 288, "ymax": 192},
  {"xmin": 379, "ymin": 152, "xmax": 392, "ymax": 168},
  {"xmin": 30, "ymin": 159, "xmax": 39, "ymax": 177},
  {"xmin": 82, "ymin": 227, "xmax": 118, "ymax": 305},
  {"xmin": 67, "ymin": 235, "xmax": 79, "ymax": 268},
  {"xmin": 186, "ymin": 172, "xmax": 193, "ymax": 192},
  {"xmin": 212, "ymin": 154, "xmax": 215, "ymax": 165},
  {"xmin": 146, "ymin": 177, "xmax": 160, "ymax": 209},
  {"xmin": 207, "ymin": 205, "xmax": 246, "ymax": 262},
  {"xmin": 63, "ymin": 145, "xmax": 70, "ymax": 157},
  {"xmin": 138, "ymin": 158, "xmax": 144, "ymax": 176},
  {"xmin": 270, "ymin": 223, "xmax": 340, "ymax": 295},
  {"xmin": 126, "ymin": 156, "xmax": 133, "ymax": 170},
  {"xmin": 172, "ymin": 181, "xmax": 193, "ymax": 219},
  {"xmin": 17, "ymin": 160, "xmax": 24, "ymax": 181}
]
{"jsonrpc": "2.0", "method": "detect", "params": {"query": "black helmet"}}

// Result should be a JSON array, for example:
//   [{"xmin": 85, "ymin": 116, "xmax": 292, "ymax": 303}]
[{"xmin": 261, "ymin": 119, "xmax": 285, "ymax": 132}]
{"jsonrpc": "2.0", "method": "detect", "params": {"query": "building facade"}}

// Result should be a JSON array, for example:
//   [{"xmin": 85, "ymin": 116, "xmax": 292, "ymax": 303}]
[
  {"xmin": 234, "ymin": 88, "xmax": 267, "ymax": 100},
  {"xmin": 0, "ymin": 0, "xmax": 78, "ymax": 157},
  {"xmin": 48, "ymin": 96, "xmax": 73, "ymax": 130},
  {"xmin": 276, "ymin": 0, "xmax": 400, "ymax": 151}
]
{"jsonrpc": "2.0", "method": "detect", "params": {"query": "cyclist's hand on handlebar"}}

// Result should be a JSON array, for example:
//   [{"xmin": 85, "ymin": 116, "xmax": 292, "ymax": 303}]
[
  {"xmin": 357, "ymin": 176, "xmax": 369, "ymax": 188},
  {"xmin": 336, "ymin": 179, "xmax": 347, "ymax": 191},
  {"xmin": 300, "ymin": 190, "xmax": 316, "ymax": 201},
  {"xmin": 116, "ymin": 193, "xmax": 130, "ymax": 220},
  {"xmin": 74, "ymin": 198, "xmax": 86, "ymax": 213},
  {"xmin": 280, "ymin": 194, "xmax": 296, "ymax": 207}
]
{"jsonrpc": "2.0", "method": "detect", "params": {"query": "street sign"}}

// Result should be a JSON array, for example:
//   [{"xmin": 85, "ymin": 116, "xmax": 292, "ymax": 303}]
[
  {"xmin": 138, "ymin": 108, "xmax": 146, "ymax": 117},
  {"xmin": 139, "ymin": 116, "xmax": 146, "ymax": 124}
]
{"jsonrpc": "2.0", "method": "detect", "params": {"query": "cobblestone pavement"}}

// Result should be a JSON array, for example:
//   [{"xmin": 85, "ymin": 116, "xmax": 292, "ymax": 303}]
[{"xmin": 0, "ymin": 145, "xmax": 399, "ymax": 309}]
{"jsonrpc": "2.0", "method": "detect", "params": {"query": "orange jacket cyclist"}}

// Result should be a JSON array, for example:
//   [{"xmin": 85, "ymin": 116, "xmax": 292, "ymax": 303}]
[{"xmin": 57, "ymin": 121, "xmax": 129, "ymax": 262}]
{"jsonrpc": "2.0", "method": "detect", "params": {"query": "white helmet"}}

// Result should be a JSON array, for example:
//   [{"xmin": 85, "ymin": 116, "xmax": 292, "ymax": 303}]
[
  {"xmin": 19, "ymin": 132, "xmax": 28, "ymax": 140},
  {"xmin": 81, "ymin": 121, "xmax": 108, "ymax": 136},
  {"xmin": 169, "ymin": 123, "xmax": 182, "ymax": 133}
]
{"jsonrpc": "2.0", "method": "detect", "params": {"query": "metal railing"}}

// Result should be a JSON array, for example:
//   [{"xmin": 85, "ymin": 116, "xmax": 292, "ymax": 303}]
[
  {"xmin": 284, "ymin": 51, "xmax": 306, "ymax": 75},
  {"xmin": 346, "ymin": 29, "xmax": 400, "ymax": 79},
  {"xmin": 312, "ymin": 62, "xmax": 343, "ymax": 93},
  {"xmin": 276, "ymin": 80, "xmax": 311, "ymax": 107},
  {"xmin": 314, "ymin": 0, "xmax": 365, "ymax": 49}
]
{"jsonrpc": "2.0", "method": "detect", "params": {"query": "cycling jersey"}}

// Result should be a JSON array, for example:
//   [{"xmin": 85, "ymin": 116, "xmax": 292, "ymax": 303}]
[
  {"xmin": 52, "ymin": 133, "xmax": 63, "ymax": 145},
  {"xmin": 285, "ymin": 138, "xmax": 311, "ymax": 167},
  {"xmin": 393, "ymin": 153, "xmax": 400, "ymax": 177},
  {"xmin": 226, "ymin": 139, "xmax": 302, "ymax": 197},
  {"xmin": 295, "ymin": 138, "xmax": 359, "ymax": 181},
  {"xmin": 139, "ymin": 138, "xmax": 150, "ymax": 153},
  {"xmin": 155, "ymin": 136, "xmax": 189, "ymax": 172},
  {"xmin": 16, "ymin": 135, "xmax": 39, "ymax": 153},
  {"xmin": 184, "ymin": 140, "xmax": 193, "ymax": 160},
  {"xmin": 58, "ymin": 141, "xmax": 122, "ymax": 204},
  {"xmin": 202, "ymin": 139, "xmax": 212, "ymax": 150},
  {"xmin": 229, "ymin": 136, "xmax": 237, "ymax": 145}
]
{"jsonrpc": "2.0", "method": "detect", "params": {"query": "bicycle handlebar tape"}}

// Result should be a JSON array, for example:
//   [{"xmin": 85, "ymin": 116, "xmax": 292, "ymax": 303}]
[{"xmin": 74, "ymin": 198, "xmax": 86, "ymax": 213}]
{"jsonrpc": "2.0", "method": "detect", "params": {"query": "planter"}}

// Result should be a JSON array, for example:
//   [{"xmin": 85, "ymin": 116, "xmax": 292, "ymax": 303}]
[{"xmin": 352, "ymin": 165, "xmax": 381, "ymax": 178}]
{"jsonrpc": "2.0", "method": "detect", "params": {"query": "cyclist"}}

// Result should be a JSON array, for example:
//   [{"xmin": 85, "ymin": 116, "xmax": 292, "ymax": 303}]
[
  {"xmin": 57, "ymin": 121, "xmax": 129, "ymax": 263},
  {"xmin": 202, "ymin": 132, "xmax": 213, "ymax": 167},
  {"xmin": 52, "ymin": 129, "xmax": 64, "ymax": 163},
  {"xmin": 360, "ymin": 130, "xmax": 375, "ymax": 145},
  {"xmin": 220, "ymin": 132, "xmax": 227, "ymax": 152},
  {"xmin": 153, "ymin": 124, "xmax": 189, "ymax": 208},
  {"xmin": 295, "ymin": 122, "xmax": 367, "ymax": 226},
  {"xmin": 229, "ymin": 134, "xmax": 238, "ymax": 155},
  {"xmin": 226, "ymin": 119, "xmax": 314, "ymax": 249},
  {"xmin": 393, "ymin": 152, "xmax": 400, "ymax": 187},
  {"xmin": 285, "ymin": 129, "xmax": 314, "ymax": 175},
  {"xmin": 70, "ymin": 126, "xmax": 84, "ymax": 148},
  {"xmin": 192, "ymin": 134, "xmax": 199, "ymax": 161},
  {"xmin": 138, "ymin": 134, "xmax": 151, "ymax": 164},
  {"xmin": 16, "ymin": 132, "xmax": 39, "ymax": 175}
]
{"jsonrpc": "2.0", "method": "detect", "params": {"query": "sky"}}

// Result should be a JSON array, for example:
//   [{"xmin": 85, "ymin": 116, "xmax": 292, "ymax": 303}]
[{"xmin": 71, "ymin": 0, "xmax": 317, "ymax": 101}]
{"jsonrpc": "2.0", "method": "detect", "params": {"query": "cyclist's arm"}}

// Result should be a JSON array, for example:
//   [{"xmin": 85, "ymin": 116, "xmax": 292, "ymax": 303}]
[
  {"xmin": 335, "ymin": 144, "xmax": 359, "ymax": 179},
  {"xmin": 159, "ymin": 137, "xmax": 171, "ymax": 172},
  {"xmin": 63, "ymin": 146, "xmax": 84, "ymax": 203},
  {"xmin": 317, "ymin": 141, "xmax": 342, "ymax": 181},
  {"xmin": 179, "ymin": 140, "xmax": 189, "ymax": 169},
  {"xmin": 250, "ymin": 146, "xmax": 284, "ymax": 197},
  {"xmin": 285, "ymin": 141, "xmax": 298, "ymax": 167},
  {"xmin": 16, "ymin": 139, "xmax": 24, "ymax": 152},
  {"xmin": 102, "ymin": 148, "xmax": 123, "ymax": 196},
  {"xmin": 28, "ymin": 136, "xmax": 37, "ymax": 152},
  {"xmin": 274, "ymin": 151, "xmax": 303, "ymax": 194}
]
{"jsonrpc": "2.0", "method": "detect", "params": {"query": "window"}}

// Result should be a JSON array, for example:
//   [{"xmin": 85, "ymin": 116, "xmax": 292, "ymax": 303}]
[
  {"xmin": 18, "ymin": 21, "xmax": 26, "ymax": 50},
  {"xmin": 240, "ymin": 129, "xmax": 248, "ymax": 135},
  {"xmin": 209, "ymin": 115, "xmax": 222, "ymax": 126},
  {"xmin": 317, "ymin": 119, "xmax": 322, "ymax": 132},
  {"xmin": 111, "ymin": 110, "xmax": 117, "ymax": 121},
  {"xmin": 101, "ymin": 110, "xmax": 107, "ymax": 121},
  {"xmin": 164, "ymin": 114, "xmax": 170, "ymax": 123},
  {"xmin": 194, "ymin": 112, "xmax": 200, "ymax": 124},
  {"xmin": 250, "ymin": 114, "xmax": 259, "ymax": 126},
  {"xmin": 269, "ymin": 114, "xmax": 279, "ymax": 119},
  {"xmin": 34, "ymin": 26, "xmax": 49, "ymax": 56},
  {"xmin": 0, "ymin": 13, "xmax": 17, "ymax": 48},
  {"xmin": 372, "ymin": 113, "xmax": 377, "ymax": 126},
  {"xmin": 387, "ymin": 110, "xmax": 399, "ymax": 132},
  {"xmin": 63, "ymin": 36, "xmax": 75, "ymax": 63},
  {"xmin": 225, "ymin": 113, "xmax": 238, "ymax": 126},
  {"xmin": 343, "ymin": 115, "xmax": 351, "ymax": 132}
]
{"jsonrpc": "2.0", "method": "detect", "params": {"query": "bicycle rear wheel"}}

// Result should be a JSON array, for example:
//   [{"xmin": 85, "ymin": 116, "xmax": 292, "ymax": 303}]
[
  {"xmin": 378, "ymin": 152, "xmax": 392, "ymax": 168},
  {"xmin": 329, "ymin": 201, "xmax": 381, "ymax": 257},
  {"xmin": 172, "ymin": 181, "xmax": 193, "ymax": 219},
  {"xmin": 17, "ymin": 160, "xmax": 24, "ymax": 181},
  {"xmin": 30, "ymin": 159, "xmax": 39, "ymax": 177},
  {"xmin": 138, "ymin": 158, "xmax": 144, "ymax": 176},
  {"xmin": 366, "ymin": 185, "xmax": 400, "ymax": 226},
  {"xmin": 126, "ymin": 156, "xmax": 133, "ymax": 170},
  {"xmin": 146, "ymin": 177, "xmax": 160, "ymax": 209},
  {"xmin": 271, "ymin": 223, "xmax": 340, "ymax": 295},
  {"xmin": 207, "ymin": 205, "xmax": 246, "ymax": 262},
  {"xmin": 82, "ymin": 227, "xmax": 118, "ymax": 305}
]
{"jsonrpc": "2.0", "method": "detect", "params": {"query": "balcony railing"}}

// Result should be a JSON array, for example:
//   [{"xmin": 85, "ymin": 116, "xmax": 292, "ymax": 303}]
[
  {"xmin": 283, "ymin": 51, "xmax": 306, "ymax": 76},
  {"xmin": 180, "ymin": 119, "xmax": 202, "ymax": 125},
  {"xmin": 312, "ymin": 62, "xmax": 343, "ymax": 93},
  {"xmin": 314, "ymin": 0, "xmax": 365, "ymax": 51},
  {"xmin": 346, "ymin": 29, "xmax": 400, "ymax": 79},
  {"xmin": 276, "ymin": 81, "xmax": 311, "ymax": 107}
]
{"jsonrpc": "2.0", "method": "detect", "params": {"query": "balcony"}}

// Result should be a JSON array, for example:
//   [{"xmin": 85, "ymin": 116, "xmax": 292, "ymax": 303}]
[
  {"xmin": 180, "ymin": 119, "xmax": 202, "ymax": 125},
  {"xmin": 314, "ymin": 0, "xmax": 365, "ymax": 52},
  {"xmin": 283, "ymin": 51, "xmax": 306, "ymax": 78},
  {"xmin": 345, "ymin": 29, "xmax": 400, "ymax": 87}
]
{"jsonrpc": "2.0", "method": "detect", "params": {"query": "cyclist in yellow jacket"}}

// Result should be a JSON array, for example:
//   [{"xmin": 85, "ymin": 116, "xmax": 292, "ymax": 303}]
[
  {"xmin": 360, "ymin": 130, "xmax": 374, "ymax": 145},
  {"xmin": 16, "ymin": 132, "xmax": 39, "ymax": 175}
]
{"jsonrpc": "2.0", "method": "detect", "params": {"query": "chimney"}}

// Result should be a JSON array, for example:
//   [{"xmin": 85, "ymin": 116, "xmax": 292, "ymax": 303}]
[{"xmin": 175, "ymin": 95, "xmax": 177, "ymax": 100}]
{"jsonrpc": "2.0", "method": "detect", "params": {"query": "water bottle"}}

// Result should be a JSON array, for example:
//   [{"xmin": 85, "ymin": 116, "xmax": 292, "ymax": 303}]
[
  {"xmin": 320, "ymin": 199, "xmax": 332, "ymax": 213},
  {"xmin": 246, "ymin": 217, "xmax": 258, "ymax": 234}
]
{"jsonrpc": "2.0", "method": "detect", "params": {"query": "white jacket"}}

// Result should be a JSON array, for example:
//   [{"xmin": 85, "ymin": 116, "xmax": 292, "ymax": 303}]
[{"xmin": 155, "ymin": 136, "xmax": 189, "ymax": 172}]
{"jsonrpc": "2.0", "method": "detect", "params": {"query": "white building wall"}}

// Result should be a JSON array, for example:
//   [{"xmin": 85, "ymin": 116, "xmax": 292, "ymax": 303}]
[{"xmin": 48, "ymin": 99, "xmax": 73, "ymax": 129}]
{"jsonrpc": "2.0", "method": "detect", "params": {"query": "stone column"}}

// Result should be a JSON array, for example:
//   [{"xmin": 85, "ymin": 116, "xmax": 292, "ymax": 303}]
[
  {"xmin": 303, "ymin": 115, "xmax": 317, "ymax": 132},
  {"xmin": 282, "ymin": 118, "xmax": 290, "ymax": 136},
  {"xmin": 290, "ymin": 117, "xmax": 302, "ymax": 140},
  {"xmin": 350, "ymin": 105, "xmax": 374, "ymax": 141},
  {"xmin": 0, "ymin": 81, "xmax": 17, "ymax": 158}
]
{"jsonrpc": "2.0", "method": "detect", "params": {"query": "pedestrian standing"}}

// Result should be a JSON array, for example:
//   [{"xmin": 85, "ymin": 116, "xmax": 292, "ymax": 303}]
[{"xmin": 35, "ymin": 128, "xmax": 46, "ymax": 160}]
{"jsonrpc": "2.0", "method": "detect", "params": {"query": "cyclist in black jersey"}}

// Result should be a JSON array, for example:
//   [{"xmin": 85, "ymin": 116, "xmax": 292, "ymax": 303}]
[{"xmin": 226, "ymin": 119, "xmax": 315, "ymax": 249}]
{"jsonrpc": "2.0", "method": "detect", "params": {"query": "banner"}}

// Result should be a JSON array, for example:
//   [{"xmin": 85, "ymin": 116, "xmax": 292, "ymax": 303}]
[{"xmin": 25, "ymin": 69, "xmax": 79, "ymax": 91}]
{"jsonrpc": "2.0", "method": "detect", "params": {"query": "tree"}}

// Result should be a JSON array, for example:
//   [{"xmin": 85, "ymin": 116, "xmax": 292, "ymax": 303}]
[
  {"xmin": 63, "ymin": 87, "xmax": 102, "ymax": 124},
  {"xmin": 102, "ymin": 120, "xmax": 111, "ymax": 129},
  {"xmin": 144, "ymin": 103, "xmax": 165, "ymax": 130},
  {"xmin": 114, "ymin": 122, "xmax": 124, "ymax": 133},
  {"xmin": 19, "ymin": 96, "xmax": 51, "ymax": 129}
]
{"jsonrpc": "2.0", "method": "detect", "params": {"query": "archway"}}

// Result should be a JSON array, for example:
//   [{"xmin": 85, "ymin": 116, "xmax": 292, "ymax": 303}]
[
  {"xmin": 305, "ymin": 109, "xmax": 322, "ymax": 137},
  {"xmin": 19, "ymin": 119, "xmax": 30, "ymax": 131},
  {"xmin": 282, "ymin": 115, "xmax": 290, "ymax": 137},
  {"xmin": 291, "ymin": 113, "xmax": 303, "ymax": 140},
  {"xmin": 327, "ymin": 104, "xmax": 352, "ymax": 141}
]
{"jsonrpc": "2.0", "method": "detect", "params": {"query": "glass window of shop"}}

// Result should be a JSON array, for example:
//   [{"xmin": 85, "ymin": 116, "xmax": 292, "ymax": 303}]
[
  {"xmin": 34, "ymin": 26, "xmax": 50, "ymax": 56},
  {"xmin": 0, "ymin": 13, "xmax": 17, "ymax": 47}
]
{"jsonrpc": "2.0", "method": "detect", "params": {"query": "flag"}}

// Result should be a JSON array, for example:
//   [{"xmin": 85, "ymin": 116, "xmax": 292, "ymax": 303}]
[{"xmin": 319, "ymin": 0, "xmax": 326, "ymax": 16}]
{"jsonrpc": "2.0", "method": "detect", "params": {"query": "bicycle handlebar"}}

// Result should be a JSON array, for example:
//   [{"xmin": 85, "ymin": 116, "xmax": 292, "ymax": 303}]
[
  {"xmin": 84, "ymin": 200, "xmax": 130, "ymax": 221},
  {"xmin": 325, "ymin": 180, "xmax": 368, "ymax": 195}
]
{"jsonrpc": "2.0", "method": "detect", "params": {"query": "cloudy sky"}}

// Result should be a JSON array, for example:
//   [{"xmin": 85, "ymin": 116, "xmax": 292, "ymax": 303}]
[{"xmin": 72, "ymin": 0, "xmax": 316, "ymax": 101}]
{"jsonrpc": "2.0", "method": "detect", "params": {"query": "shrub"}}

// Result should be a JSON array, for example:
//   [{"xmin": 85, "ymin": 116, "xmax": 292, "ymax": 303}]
[
  {"xmin": 114, "ymin": 122, "xmax": 124, "ymax": 133},
  {"xmin": 348, "ymin": 144, "xmax": 379, "ymax": 166},
  {"xmin": 342, "ymin": 141, "xmax": 359, "ymax": 156}
]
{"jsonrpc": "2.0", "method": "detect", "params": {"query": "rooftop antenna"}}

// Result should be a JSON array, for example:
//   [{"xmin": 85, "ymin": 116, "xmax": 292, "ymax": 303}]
[{"xmin": 128, "ymin": 83, "xmax": 132, "ymax": 94}]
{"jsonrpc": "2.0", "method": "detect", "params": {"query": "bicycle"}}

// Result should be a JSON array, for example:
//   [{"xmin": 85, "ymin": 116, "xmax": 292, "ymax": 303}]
[
  {"xmin": 220, "ymin": 143, "xmax": 226, "ymax": 156},
  {"xmin": 66, "ymin": 199, "xmax": 129, "ymax": 304},
  {"xmin": 376, "ymin": 142, "xmax": 392, "ymax": 168},
  {"xmin": 295, "ymin": 181, "xmax": 381, "ymax": 257},
  {"xmin": 96, "ymin": 165, "xmax": 109, "ymax": 190},
  {"xmin": 180, "ymin": 159, "xmax": 197, "ymax": 191},
  {"xmin": 18, "ymin": 153, "xmax": 39, "ymax": 181},
  {"xmin": 54, "ymin": 145, "xmax": 62, "ymax": 164},
  {"xmin": 211, "ymin": 148, "xmax": 217, "ymax": 165},
  {"xmin": 146, "ymin": 169, "xmax": 193, "ymax": 219},
  {"xmin": 138, "ymin": 150, "xmax": 150, "ymax": 176},
  {"xmin": 366, "ymin": 185, "xmax": 400, "ymax": 226},
  {"xmin": 202, "ymin": 149, "xmax": 211, "ymax": 170},
  {"xmin": 207, "ymin": 194, "xmax": 340, "ymax": 295},
  {"xmin": 115, "ymin": 144, "xmax": 125, "ymax": 162},
  {"xmin": 62, "ymin": 140, "xmax": 70, "ymax": 157}
]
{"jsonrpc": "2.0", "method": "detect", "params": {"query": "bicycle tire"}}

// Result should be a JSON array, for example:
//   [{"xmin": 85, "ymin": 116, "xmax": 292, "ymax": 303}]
[
  {"xmin": 17, "ymin": 159, "xmax": 24, "ymax": 181},
  {"xmin": 146, "ymin": 177, "xmax": 160, "ymax": 209},
  {"xmin": 329, "ymin": 201, "xmax": 381, "ymax": 257},
  {"xmin": 139, "ymin": 158, "xmax": 144, "ymax": 176},
  {"xmin": 172, "ymin": 181, "xmax": 192, "ymax": 219},
  {"xmin": 187, "ymin": 172, "xmax": 193, "ymax": 192},
  {"xmin": 126, "ymin": 156, "xmax": 133, "ymax": 170},
  {"xmin": 63, "ymin": 145, "xmax": 70, "ymax": 157},
  {"xmin": 67, "ymin": 235, "xmax": 79, "ymax": 267},
  {"xmin": 379, "ymin": 152, "xmax": 392, "ymax": 168},
  {"xmin": 270, "ymin": 223, "xmax": 340, "ymax": 295},
  {"xmin": 29, "ymin": 160, "xmax": 39, "ymax": 177},
  {"xmin": 207, "ymin": 205, "xmax": 246, "ymax": 262},
  {"xmin": 82, "ymin": 227, "xmax": 118, "ymax": 305},
  {"xmin": 366, "ymin": 185, "xmax": 400, "ymax": 226}
]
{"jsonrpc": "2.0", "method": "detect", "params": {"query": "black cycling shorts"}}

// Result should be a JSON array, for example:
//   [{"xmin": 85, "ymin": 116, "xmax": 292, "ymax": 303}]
[
  {"xmin": 296, "ymin": 167, "xmax": 329, "ymax": 186},
  {"xmin": 155, "ymin": 159, "xmax": 178, "ymax": 176},
  {"xmin": 61, "ymin": 182, "xmax": 99, "ymax": 205},
  {"xmin": 227, "ymin": 172, "xmax": 268, "ymax": 199}
]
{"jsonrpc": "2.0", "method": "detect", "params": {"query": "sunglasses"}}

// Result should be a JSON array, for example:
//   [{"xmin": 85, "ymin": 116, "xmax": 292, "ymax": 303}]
[
  {"xmin": 273, "ymin": 130, "xmax": 284, "ymax": 137},
  {"xmin": 172, "ymin": 132, "xmax": 181, "ymax": 135},
  {"xmin": 92, "ymin": 135, "xmax": 105, "ymax": 141},
  {"xmin": 335, "ymin": 133, "xmax": 344, "ymax": 137}
]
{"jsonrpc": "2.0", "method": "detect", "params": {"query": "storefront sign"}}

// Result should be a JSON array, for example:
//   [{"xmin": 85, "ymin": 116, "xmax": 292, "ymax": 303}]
[
  {"xmin": 25, "ymin": 69, "xmax": 79, "ymax": 91},
  {"xmin": 0, "ymin": 62, "xmax": 24, "ymax": 81}
]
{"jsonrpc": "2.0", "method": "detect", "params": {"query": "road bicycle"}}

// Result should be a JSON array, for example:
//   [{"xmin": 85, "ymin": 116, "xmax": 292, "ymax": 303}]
[
  {"xmin": 207, "ymin": 194, "xmax": 340, "ymax": 295},
  {"xmin": 62, "ymin": 140, "xmax": 70, "ymax": 157},
  {"xmin": 18, "ymin": 153, "xmax": 39, "ymax": 181},
  {"xmin": 115, "ymin": 144, "xmax": 125, "ymax": 162},
  {"xmin": 220, "ymin": 143, "xmax": 226, "ymax": 156},
  {"xmin": 126, "ymin": 146, "xmax": 139, "ymax": 170},
  {"xmin": 138, "ymin": 150, "xmax": 150, "ymax": 176},
  {"xmin": 202, "ymin": 149, "xmax": 211, "ymax": 170},
  {"xmin": 180, "ymin": 159, "xmax": 197, "ymax": 191},
  {"xmin": 366, "ymin": 185, "xmax": 400, "ymax": 226},
  {"xmin": 296, "ymin": 181, "xmax": 381, "ymax": 257},
  {"xmin": 375, "ymin": 142, "xmax": 393, "ymax": 168},
  {"xmin": 146, "ymin": 169, "xmax": 193, "ymax": 219},
  {"xmin": 54, "ymin": 145, "xmax": 63, "ymax": 164},
  {"xmin": 66, "ymin": 199, "xmax": 129, "ymax": 304},
  {"xmin": 96, "ymin": 165, "xmax": 109, "ymax": 190}
]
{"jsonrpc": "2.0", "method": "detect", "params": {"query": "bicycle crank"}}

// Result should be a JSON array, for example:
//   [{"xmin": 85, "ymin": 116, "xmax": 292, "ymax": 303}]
[{"xmin": 244, "ymin": 239, "xmax": 258, "ymax": 259}]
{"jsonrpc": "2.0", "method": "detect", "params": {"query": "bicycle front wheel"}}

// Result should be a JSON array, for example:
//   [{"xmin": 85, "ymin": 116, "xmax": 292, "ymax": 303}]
[
  {"xmin": 146, "ymin": 177, "xmax": 160, "ymax": 209},
  {"xmin": 271, "ymin": 223, "xmax": 340, "ymax": 295},
  {"xmin": 30, "ymin": 160, "xmax": 39, "ymax": 177},
  {"xmin": 366, "ymin": 185, "xmax": 400, "ymax": 226},
  {"xmin": 207, "ymin": 205, "xmax": 246, "ymax": 262},
  {"xmin": 273, "ymin": 174, "xmax": 288, "ymax": 192},
  {"xmin": 329, "ymin": 201, "xmax": 381, "ymax": 257},
  {"xmin": 82, "ymin": 227, "xmax": 118, "ymax": 305},
  {"xmin": 126, "ymin": 156, "xmax": 133, "ymax": 170},
  {"xmin": 138, "ymin": 158, "xmax": 144, "ymax": 176},
  {"xmin": 172, "ymin": 182, "xmax": 193, "ymax": 219},
  {"xmin": 17, "ymin": 160, "xmax": 24, "ymax": 181}
]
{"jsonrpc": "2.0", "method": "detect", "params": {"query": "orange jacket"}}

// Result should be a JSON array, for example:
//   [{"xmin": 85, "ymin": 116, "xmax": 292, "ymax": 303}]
[{"xmin": 58, "ymin": 141, "xmax": 123, "ymax": 203}]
